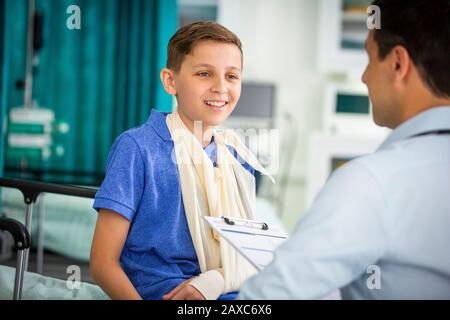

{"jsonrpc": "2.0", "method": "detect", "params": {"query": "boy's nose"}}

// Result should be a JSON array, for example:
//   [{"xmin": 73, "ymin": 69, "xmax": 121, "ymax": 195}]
[{"xmin": 211, "ymin": 79, "xmax": 228, "ymax": 94}]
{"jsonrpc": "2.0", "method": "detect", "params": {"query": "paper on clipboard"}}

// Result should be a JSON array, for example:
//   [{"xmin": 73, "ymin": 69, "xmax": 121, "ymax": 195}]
[{"xmin": 203, "ymin": 216, "xmax": 288, "ymax": 271}]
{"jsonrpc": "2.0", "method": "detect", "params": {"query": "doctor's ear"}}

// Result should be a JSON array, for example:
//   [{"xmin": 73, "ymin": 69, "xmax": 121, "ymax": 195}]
[{"xmin": 160, "ymin": 68, "xmax": 177, "ymax": 95}]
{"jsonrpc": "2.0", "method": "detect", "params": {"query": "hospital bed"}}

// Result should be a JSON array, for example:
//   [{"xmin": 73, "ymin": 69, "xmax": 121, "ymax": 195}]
[{"xmin": 0, "ymin": 178, "xmax": 108, "ymax": 300}]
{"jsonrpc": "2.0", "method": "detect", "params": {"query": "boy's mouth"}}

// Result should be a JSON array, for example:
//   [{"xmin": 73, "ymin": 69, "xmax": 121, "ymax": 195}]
[{"xmin": 204, "ymin": 100, "xmax": 229, "ymax": 110}]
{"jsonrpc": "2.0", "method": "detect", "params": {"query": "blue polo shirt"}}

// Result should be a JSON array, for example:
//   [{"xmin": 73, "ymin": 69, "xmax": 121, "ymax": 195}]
[{"xmin": 93, "ymin": 110, "xmax": 253, "ymax": 300}]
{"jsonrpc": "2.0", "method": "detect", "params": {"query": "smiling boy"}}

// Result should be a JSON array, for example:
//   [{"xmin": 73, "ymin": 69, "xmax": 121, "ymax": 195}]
[{"xmin": 90, "ymin": 22, "xmax": 272, "ymax": 300}]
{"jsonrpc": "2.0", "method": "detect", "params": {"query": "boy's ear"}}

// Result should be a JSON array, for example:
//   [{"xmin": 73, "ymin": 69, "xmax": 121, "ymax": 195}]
[{"xmin": 160, "ymin": 68, "xmax": 177, "ymax": 96}]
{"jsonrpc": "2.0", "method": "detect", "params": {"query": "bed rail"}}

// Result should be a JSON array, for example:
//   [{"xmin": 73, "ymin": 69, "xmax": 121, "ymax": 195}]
[{"xmin": 0, "ymin": 177, "xmax": 97, "ymax": 300}]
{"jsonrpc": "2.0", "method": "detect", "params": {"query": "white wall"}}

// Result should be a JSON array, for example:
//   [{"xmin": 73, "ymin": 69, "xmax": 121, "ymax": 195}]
[{"xmin": 218, "ymin": 0, "xmax": 326, "ymax": 231}]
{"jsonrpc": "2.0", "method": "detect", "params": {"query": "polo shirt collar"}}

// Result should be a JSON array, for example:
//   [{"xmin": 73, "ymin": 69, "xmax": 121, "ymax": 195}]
[
  {"xmin": 146, "ymin": 110, "xmax": 217, "ymax": 149},
  {"xmin": 378, "ymin": 106, "xmax": 450, "ymax": 150},
  {"xmin": 146, "ymin": 109, "xmax": 173, "ymax": 142}
]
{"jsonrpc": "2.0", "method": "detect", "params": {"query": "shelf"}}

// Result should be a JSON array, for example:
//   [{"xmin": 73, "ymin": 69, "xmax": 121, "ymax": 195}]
[{"xmin": 342, "ymin": 11, "xmax": 367, "ymax": 23}]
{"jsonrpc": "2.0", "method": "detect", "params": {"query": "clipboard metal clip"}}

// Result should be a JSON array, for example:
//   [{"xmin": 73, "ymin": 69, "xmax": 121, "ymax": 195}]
[{"xmin": 222, "ymin": 216, "xmax": 269, "ymax": 231}]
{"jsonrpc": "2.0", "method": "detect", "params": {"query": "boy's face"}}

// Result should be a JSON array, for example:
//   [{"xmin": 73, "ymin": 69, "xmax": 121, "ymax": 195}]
[{"xmin": 161, "ymin": 40, "xmax": 242, "ymax": 130}]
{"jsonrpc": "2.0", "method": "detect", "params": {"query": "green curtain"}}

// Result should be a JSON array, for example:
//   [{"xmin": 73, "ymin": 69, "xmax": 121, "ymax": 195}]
[{"xmin": 1, "ymin": 0, "xmax": 177, "ymax": 185}]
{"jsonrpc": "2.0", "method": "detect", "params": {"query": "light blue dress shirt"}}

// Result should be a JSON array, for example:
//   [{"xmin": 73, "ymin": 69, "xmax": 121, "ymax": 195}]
[{"xmin": 238, "ymin": 106, "xmax": 450, "ymax": 300}]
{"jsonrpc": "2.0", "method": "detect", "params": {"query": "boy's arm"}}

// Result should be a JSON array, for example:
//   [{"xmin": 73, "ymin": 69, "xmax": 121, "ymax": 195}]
[
  {"xmin": 90, "ymin": 209, "xmax": 142, "ymax": 300},
  {"xmin": 162, "ymin": 278, "xmax": 206, "ymax": 300},
  {"xmin": 163, "ymin": 269, "xmax": 224, "ymax": 300}
]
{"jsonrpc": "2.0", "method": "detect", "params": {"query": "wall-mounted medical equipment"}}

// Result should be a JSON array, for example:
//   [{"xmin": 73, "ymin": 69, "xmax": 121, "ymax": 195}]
[{"xmin": 5, "ymin": 0, "xmax": 69, "ymax": 173}]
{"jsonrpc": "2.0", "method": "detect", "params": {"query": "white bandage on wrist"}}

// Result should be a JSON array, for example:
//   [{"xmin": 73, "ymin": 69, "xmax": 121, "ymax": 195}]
[{"xmin": 188, "ymin": 269, "xmax": 225, "ymax": 300}]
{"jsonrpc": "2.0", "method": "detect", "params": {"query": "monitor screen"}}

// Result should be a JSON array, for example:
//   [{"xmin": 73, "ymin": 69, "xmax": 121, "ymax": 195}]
[
  {"xmin": 231, "ymin": 82, "xmax": 275, "ymax": 119},
  {"xmin": 335, "ymin": 93, "xmax": 370, "ymax": 114}
]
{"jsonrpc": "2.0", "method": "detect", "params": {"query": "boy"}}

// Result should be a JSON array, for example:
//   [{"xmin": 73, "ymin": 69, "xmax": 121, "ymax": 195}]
[{"xmin": 90, "ymin": 21, "xmax": 272, "ymax": 300}]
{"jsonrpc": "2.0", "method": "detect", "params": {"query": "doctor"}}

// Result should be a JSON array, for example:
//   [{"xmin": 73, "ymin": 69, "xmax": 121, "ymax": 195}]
[{"xmin": 238, "ymin": 0, "xmax": 450, "ymax": 299}]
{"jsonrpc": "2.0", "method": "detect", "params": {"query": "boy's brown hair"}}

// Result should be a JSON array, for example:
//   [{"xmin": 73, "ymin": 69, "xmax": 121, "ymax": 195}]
[{"xmin": 166, "ymin": 21, "xmax": 243, "ymax": 73}]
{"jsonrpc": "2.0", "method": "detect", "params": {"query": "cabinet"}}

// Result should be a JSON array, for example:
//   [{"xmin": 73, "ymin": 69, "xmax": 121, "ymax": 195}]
[
  {"xmin": 317, "ymin": 0, "xmax": 371, "ymax": 76},
  {"xmin": 322, "ymin": 82, "xmax": 390, "ymax": 138},
  {"xmin": 307, "ymin": 0, "xmax": 389, "ymax": 205}
]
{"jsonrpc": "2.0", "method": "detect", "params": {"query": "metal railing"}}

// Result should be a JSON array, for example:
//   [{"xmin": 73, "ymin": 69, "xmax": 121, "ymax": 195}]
[{"xmin": 0, "ymin": 177, "xmax": 97, "ymax": 300}]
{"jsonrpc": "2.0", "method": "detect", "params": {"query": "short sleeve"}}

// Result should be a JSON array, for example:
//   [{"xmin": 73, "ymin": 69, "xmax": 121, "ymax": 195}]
[{"xmin": 93, "ymin": 133, "xmax": 145, "ymax": 222}]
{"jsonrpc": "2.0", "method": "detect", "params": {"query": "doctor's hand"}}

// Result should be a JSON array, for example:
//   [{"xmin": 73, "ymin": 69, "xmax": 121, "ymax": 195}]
[{"xmin": 162, "ymin": 279, "xmax": 206, "ymax": 300}]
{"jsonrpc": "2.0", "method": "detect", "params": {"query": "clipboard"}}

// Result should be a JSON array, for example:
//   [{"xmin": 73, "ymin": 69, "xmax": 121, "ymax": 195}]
[{"xmin": 203, "ymin": 216, "xmax": 288, "ymax": 271}]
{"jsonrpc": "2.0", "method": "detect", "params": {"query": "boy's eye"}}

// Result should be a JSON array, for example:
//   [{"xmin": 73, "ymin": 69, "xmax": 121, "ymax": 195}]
[
  {"xmin": 197, "ymin": 72, "xmax": 211, "ymax": 77},
  {"xmin": 227, "ymin": 74, "xmax": 239, "ymax": 80}
]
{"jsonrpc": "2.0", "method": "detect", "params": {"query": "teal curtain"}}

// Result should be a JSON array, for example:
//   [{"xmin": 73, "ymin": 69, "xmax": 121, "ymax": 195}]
[
  {"xmin": 1, "ymin": 0, "xmax": 177, "ymax": 185},
  {"xmin": 0, "ymin": 0, "xmax": 10, "ymax": 178}
]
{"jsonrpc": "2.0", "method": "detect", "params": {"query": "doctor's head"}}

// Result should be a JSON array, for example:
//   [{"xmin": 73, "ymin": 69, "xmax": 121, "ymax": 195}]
[
  {"xmin": 362, "ymin": 0, "xmax": 450, "ymax": 129},
  {"xmin": 160, "ymin": 21, "xmax": 243, "ymax": 132}
]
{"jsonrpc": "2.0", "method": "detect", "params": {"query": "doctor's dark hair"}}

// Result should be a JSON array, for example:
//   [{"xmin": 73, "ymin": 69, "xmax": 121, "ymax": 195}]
[
  {"xmin": 166, "ymin": 21, "xmax": 243, "ymax": 73},
  {"xmin": 371, "ymin": 0, "xmax": 450, "ymax": 98}
]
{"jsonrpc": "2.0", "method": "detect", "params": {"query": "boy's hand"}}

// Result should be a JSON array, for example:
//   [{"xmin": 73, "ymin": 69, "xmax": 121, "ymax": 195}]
[{"xmin": 162, "ymin": 279, "xmax": 206, "ymax": 300}]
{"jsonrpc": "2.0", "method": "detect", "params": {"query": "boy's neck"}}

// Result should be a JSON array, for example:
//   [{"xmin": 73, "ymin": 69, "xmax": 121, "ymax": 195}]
[
  {"xmin": 177, "ymin": 111, "xmax": 215, "ymax": 148},
  {"xmin": 200, "ymin": 129, "xmax": 214, "ymax": 148}
]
